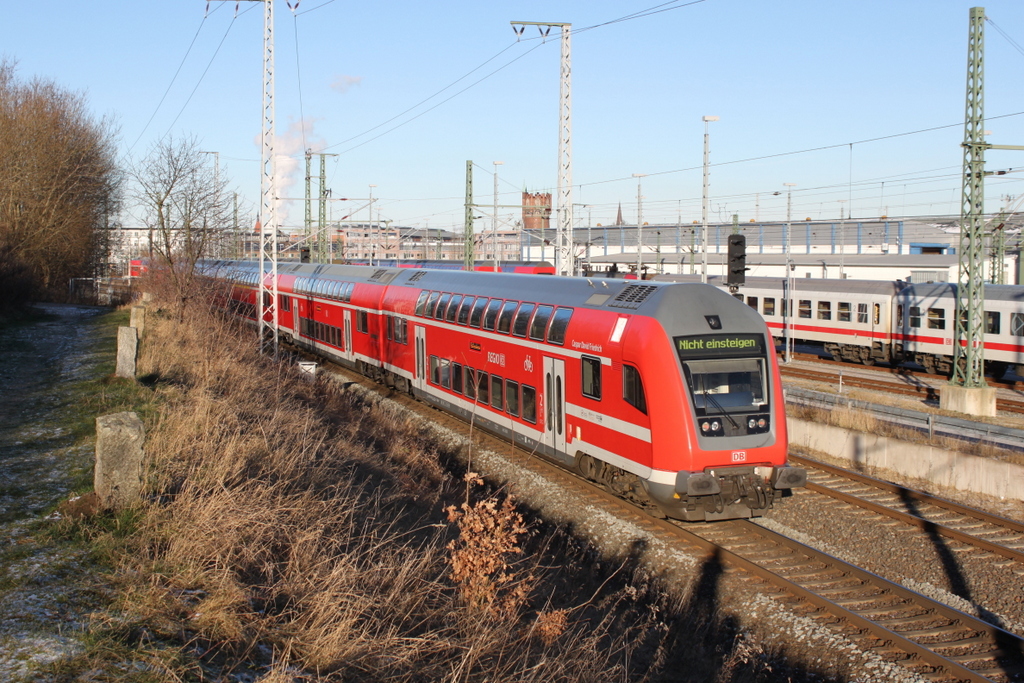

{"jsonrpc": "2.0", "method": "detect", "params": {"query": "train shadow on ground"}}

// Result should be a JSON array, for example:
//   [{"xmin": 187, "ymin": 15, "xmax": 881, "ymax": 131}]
[
  {"xmin": 897, "ymin": 489, "xmax": 1024, "ymax": 679},
  {"xmin": 891, "ymin": 367, "xmax": 940, "ymax": 405}
]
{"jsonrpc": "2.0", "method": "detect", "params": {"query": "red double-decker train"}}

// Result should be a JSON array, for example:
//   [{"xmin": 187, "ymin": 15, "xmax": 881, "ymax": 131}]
[{"xmin": 202, "ymin": 260, "xmax": 805, "ymax": 521}]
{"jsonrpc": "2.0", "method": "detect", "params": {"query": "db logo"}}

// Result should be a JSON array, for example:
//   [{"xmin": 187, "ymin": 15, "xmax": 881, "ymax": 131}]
[
  {"xmin": 731, "ymin": 451, "xmax": 747, "ymax": 462},
  {"xmin": 524, "ymin": 355, "xmax": 534, "ymax": 373}
]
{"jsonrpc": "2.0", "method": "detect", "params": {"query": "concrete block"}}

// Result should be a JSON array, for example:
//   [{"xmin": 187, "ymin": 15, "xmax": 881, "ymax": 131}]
[
  {"xmin": 939, "ymin": 385, "xmax": 997, "ymax": 417},
  {"xmin": 116, "ymin": 326, "xmax": 138, "ymax": 379},
  {"xmin": 129, "ymin": 305, "xmax": 146, "ymax": 337},
  {"xmin": 788, "ymin": 417, "xmax": 1024, "ymax": 502},
  {"xmin": 95, "ymin": 411, "xmax": 146, "ymax": 510}
]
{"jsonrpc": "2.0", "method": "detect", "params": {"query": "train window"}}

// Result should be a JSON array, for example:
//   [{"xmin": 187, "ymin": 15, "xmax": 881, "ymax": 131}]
[
  {"xmin": 798, "ymin": 300, "xmax": 811, "ymax": 319},
  {"xmin": 452, "ymin": 363, "xmax": 463, "ymax": 394},
  {"xmin": 530, "ymin": 305, "xmax": 553, "ymax": 341},
  {"xmin": 357, "ymin": 310, "xmax": 368, "ymax": 333},
  {"xmin": 513, "ymin": 303, "xmax": 536, "ymax": 337},
  {"xmin": 837, "ymin": 302, "xmax": 851, "ymax": 323},
  {"xmin": 425, "ymin": 291, "xmax": 440, "ymax": 318},
  {"xmin": 856, "ymin": 303, "xmax": 867, "ymax": 324},
  {"xmin": 386, "ymin": 315, "xmax": 393, "ymax": 341},
  {"xmin": 396, "ymin": 318, "xmax": 408, "ymax": 344},
  {"xmin": 873, "ymin": 304, "xmax": 881, "ymax": 326},
  {"xmin": 987, "ymin": 311, "xmax": 1001, "ymax": 335},
  {"xmin": 1012, "ymin": 313, "xmax": 1024, "ymax": 336},
  {"xmin": 457, "ymin": 297, "xmax": 475, "ymax": 325},
  {"xmin": 477, "ymin": 372, "xmax": 490, "ymax": 404},
  {"xmin": 435, "ymin": 294, "xmax": 452, "ymax": 320},
  {"xmin": 505, "ymin": 380, "xmax": 520, "ymax": 417},
  {"xmin": 280, "ymin": 295, "xmax": 290, "ymax": 312},
  {"xmin": 440, "ymin": 359, "xmax": 451, "ymax": 389},
  {"xmin": 497, "ymin": 301, "xmax": 518, "ymax": 334},
  {"xmin": 780, "ymin": 299, "xmax": 788, "ymax": 317},
  {"xmin": 430, "ymin": 356, "xmax": 440, "ymax": 385},
  {"xmin": 470, "ymin": 298, "xmax": 489, "ymax": 327},
  {"xmin": 746, "ymin": 296, "xmax": 758, "ymax": 310},
  {"xmin": 445, "ymin": 295, "xmax": 462, "ymax": 323},
  {"xmin": 491, "ymin": 375, "xmax": 504, "ymax": 410},
  {"xmin": 344, "ymin": 282, "xmax": 355, "ymax": 302},
  {"xmin": 763, "ymin": 298, "xmax": 775, "ymax": 317},
  {"xmin": 817, "ymin": 301, "xmax": 831, "ymax": 321},
  {"xmin": 623, "ymin": 365, "xmax": 648, "ymax": 415},
  {"xmin": 522, "ymin": 385, "xmax": 537, "ymax": 424},
  {"xmin": 465, "ymin": 367, "xmax": 477, "ymax": 400},
  {"xmin": 909, "ymin": 306, "xmax": 922, "ymax": 328},
  {"xmin": 483, "ymin": 300, "xmax": 503, "ymax": 331},
  {"xmin": 415, "ymin": 291, "xmax": 429, "ymax": 316},
  {"xmin": 547, "ymin": 308, "xmax": 573, "ymax": 345},
  {"xmin": 927, "ymin": 308, "xmax": 945, "ymax": 330},
  {"xmin": 581, "ymin": 356, "xmax": 602, "ymax": 400},
  {"xmin": 263, "ymin": 291, "xmax": 272, "ymax": 307}
]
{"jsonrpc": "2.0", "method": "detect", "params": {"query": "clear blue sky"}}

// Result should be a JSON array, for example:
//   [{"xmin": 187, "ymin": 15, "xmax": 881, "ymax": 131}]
[{"xmin": 6, "ymin": 0, "xmax": 1024, "ymax": 232}]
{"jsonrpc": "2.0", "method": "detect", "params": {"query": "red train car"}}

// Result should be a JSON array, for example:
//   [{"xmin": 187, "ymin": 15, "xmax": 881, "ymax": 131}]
[{"xmin": 204, "ymin": 260, "xmax": 805, "ymax": 521}]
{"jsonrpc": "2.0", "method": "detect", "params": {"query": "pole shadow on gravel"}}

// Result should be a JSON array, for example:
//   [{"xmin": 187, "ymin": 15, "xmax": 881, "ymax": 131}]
[{"xmin": 897, "ymin": 489, "xmax": 1024, "ymax": 679}]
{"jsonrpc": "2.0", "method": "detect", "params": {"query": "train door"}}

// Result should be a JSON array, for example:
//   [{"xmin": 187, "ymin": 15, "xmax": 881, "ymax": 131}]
[
  {"xmin": 343, "ymin": 310, "xmax": 354, "ymax": 361},
  {"xmin": 543, "ymin": 357, "xmax": 566, "ymax": 455},
  {"xmin": 414, "ymin": 326, "xmax": 427, "ymax": 392}
]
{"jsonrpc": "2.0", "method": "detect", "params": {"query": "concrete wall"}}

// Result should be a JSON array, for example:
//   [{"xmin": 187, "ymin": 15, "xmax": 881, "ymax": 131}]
[{"xmin": 788, "ymin": 418, "xmax": 1024, "ymax": 502}]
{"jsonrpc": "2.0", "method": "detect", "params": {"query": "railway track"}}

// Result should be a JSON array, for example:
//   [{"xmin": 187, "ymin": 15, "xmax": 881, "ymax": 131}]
[
  {"xmin": 790, "ymin": 454, "xmax": 1024, "ymax": 566},
  {"xmin": 780, "ymin": 364, "xmax": 1024, "ymax": 415},
  {"xmin": 315, "ymin": 355, "xmax": 1024, "ymax": 683}
]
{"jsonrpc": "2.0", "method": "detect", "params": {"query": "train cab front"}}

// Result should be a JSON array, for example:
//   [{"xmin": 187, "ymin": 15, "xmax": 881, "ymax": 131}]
[{"xmin": 642, "ymin": 290, "xmax": 806, "ymax": 521}]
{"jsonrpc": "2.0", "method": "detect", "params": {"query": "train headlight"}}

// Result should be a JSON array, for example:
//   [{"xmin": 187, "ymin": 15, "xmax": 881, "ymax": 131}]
[
  {"xmin": 748, "ymin": 418, "xmax": 757, "ymax": 429},
  {"xmin": 701, "ymin": 421, "xmax": 710, "ymax": 432},
  {"xmin": 757, "ymin": 418, "xmax": 767, "ymax": 429},
  {"xmin": 711, "ymin": 420, "xmax": 720, "ymax": 432}
]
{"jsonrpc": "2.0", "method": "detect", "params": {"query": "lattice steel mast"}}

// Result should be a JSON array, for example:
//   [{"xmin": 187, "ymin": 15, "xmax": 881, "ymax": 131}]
[
  {"xmin": 511, "ymin": 21, "xmax": 573, "ymax": 276},
  {"xmin": 257, "ymin": 0, "xmax": 279, "ymax": 356},
  {"xmin": 951, "ymin": 6, "xmax": 987, "ymax": 388}
]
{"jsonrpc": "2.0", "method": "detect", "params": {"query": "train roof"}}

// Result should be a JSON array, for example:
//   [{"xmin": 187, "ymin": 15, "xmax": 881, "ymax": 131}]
[{"xmin": 204, "ymin": 259, "xmax": 766, "ymax": 334}]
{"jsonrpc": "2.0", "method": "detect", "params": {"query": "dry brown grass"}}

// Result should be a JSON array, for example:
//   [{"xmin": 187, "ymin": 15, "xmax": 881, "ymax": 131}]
[{"xmin": 53, "ymin": 288, "xmax": 844, "ymax": 682}]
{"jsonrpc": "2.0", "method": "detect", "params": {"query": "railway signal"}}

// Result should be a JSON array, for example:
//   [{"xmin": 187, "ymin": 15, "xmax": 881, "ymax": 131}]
[{"xmin": 727, "ymin": 234, "xmax": 747, "ymax": 287}]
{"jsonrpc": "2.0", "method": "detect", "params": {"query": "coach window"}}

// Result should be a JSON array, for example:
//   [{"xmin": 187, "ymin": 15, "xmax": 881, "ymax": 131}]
[
  {"xmin": 759, "ymin": 298, "xmax": 774, "ymax": 317},
  {"xmin": 445, "ymin": 295, "xmax": 462, "ymax": 323},
  {"xmin": 396, "ymin": 318, "xmax": 408, "ymax": 344},
  {"xmin": 470, "ymin": 298, "xmax": 489, "ymax": 327},
  {"xmin": 497, "ymin": 301, "xmax": 518, "ymax": 334},
  {"xmin": 424, "ymin": 291, "xmax": 440, "ymax": 318},
  {"xmin": 465, "ymin": 367, "xmax": 477, "ymax": 400},
  {"xmin": 547, "ymin": 308, "xmax": 573, "ymax": 345},
  {"xmin": 440, "ymin": 359, "xmax": 451, "ymax": 389},
  {"xmin": 430, "ymin": 356, "xmax": 440, "ymax": 385},
  {"xmin": 263, "ymin": 291, "xmax": 272, "ymax": 307},
  {"xmin": 491, "ymin": 375, "xmax": 504, "ymax": 410},
  {"xmin": 415, "ymin": 291, "xmax": 429, "ymax": 316},
  {"xmin": 343, "ymin": 282, "xmax": 354, "ymax": 303},
  {"xmin": 909, "ymin": 306, "xmax": 922, "ymax": 328},
  {"xmin": 483, "ymin": 299, "xmax": 503, "ymax": 330},
  {"xmin": 1011, "ymin": 313, "xmax": 1024, "ymax": 336},
  {"xmin": 986, "ymin": 311, "xmax": 1001, "ymax": 335},
  {"xmin": 522, "ymin": 385, "xmax": 537, "ymax": 424},
  {"xmin": 386, "ymin": 315, "xmax": 393, "ymax": 340},
  {"xmin": 357, "ymin": 310, "xmax": 368, "ymax": 333},
  {"xmin": 530, "ymin": 305, "xmax": 553, "ymax": 341},
  {"xmin": 622, "ymin": 365, "xmax": 648, "ymax": 415},
  {"xmin": 581, "ymin": 356, "xmax": 602, "ymax": 400},
  {"xmin": 856, "ymin": 303, "xmax": 868, "ymax": 324},
  {"xmin": 280, "ymin": 295, "xmax": 291, "ymax": 312},
  {"xmin": 435, "ymin": 293, "xmax": 452, "ymax": 320},
  {"xmin": 457, "ymin": 297, "xmax": 475, "ymax": 325},
  {"xmin": 927, "ymin": 308, "xmax": 945, "ymax": 330},
  {"xmin": 452, "ymin": 362, "xmax": 463, "ymax": 394},
  {"xmin": 746, "ymin": 296, "xmax": 758, "ymax": 311},
  {"xmin": 798, "ymin": 300, "xmax": 811, "ymax": 319},
  {"xmin": 513, "ymin": 303, "xmax": 535, "ymax": 337},
  {"xmin": 836, "ymin": 302, "xmax": 849, "ymax": 323},
  {"xmin": 505, "ymin": 380, "xmax": 520, "ymax": 417},
  {"xmin": 477, "ymin": 372, "xmax": 490, "ymax": 404},
  {"xmin": 873, "ymin": 304, "xmax": 881, "ymax": 325},
  {"xmin": 817, "ymin": 301, "xmax": 832, "ymax": 321}
]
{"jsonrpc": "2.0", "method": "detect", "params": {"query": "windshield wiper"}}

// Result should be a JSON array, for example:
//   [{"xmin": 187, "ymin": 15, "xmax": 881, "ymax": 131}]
[{"xmin": 701, "ymin": 387, "xmax": 740, "ymax": 429}]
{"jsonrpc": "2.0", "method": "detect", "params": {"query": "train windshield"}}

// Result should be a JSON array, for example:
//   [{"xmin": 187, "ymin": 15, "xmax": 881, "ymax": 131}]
[
  {"xmin": 681, "ymin": 358, "xmax": 766, "ymax": 413},
  {"xmin": 673, "ymin": 333, "xmax": 769, "ymax": 415}
]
